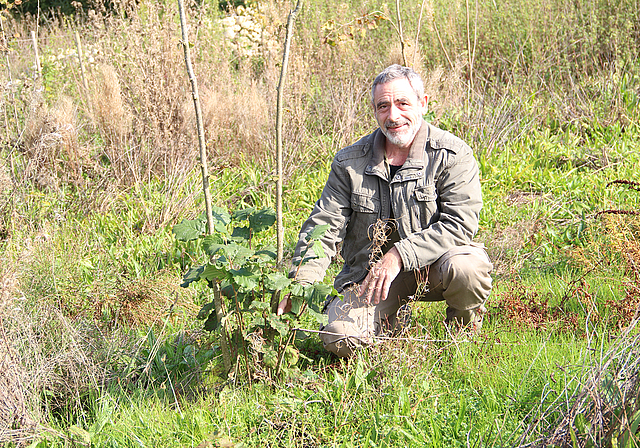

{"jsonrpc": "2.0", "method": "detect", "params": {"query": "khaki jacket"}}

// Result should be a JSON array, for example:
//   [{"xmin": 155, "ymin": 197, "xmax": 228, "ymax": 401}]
[{"xmin": 291, "ymin": 120, "xmax": 483, "ymax": 292}]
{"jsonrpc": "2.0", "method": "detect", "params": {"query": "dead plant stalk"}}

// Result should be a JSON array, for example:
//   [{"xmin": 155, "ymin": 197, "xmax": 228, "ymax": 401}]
[
  {"xmin": 177, "ymin": 0, "xmax": 232, "ymax": 374},
  {"xmin": 395, "ymin": 0, "xmax": 408, "ymax": 66},
  {"xmin": 276, "ymin": 0, "xmax": 303, "ymax": 264}
]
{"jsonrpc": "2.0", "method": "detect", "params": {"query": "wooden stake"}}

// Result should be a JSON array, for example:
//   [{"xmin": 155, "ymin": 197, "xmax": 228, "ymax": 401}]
[
  {"xmin": 74, "ymin": 31, "xmax": 90, "ymax": 92},
  {"xmin": 30, "ymin": 31, "xmax": 41, "ymax": 78},
  {"xmin": 177, "ymin": 0, "xmax": 232, "ymax": 375},
  {"xmin": 395, "ymin": 0, "xmax": 407, "ymax": 66},
  {"xmin": 276, "ymin": 0, "xmax": 303, "ymax": 264}
]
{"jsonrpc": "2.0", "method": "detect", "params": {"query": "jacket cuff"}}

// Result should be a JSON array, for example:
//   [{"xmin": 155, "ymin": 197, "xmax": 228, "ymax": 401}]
[{"xmin": 394, "ymin": 240, "xmax": 420, "ymax": 272}]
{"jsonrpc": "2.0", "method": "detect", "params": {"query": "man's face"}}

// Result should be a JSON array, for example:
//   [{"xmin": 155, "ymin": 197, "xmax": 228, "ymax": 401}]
[{"xmin": 373, "ymin": 78, "xmax": 427, "ymax": 149}]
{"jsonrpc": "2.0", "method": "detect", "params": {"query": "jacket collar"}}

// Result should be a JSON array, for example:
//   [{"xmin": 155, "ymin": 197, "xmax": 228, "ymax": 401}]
[{"xmin": 365, "ymin": 119, "xmax": 428, "ymax": 180}]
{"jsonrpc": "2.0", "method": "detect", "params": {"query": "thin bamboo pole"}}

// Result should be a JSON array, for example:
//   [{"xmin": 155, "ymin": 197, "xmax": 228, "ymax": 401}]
[
  {"xmin": 0, "ymin": 16, "xmax": 16, "ymax": 141},
  {"xmin": 276, "ymin": 0, "xmax": 303, "ymax": 264},
  {"xmin": 30, "ymin": 31, "xmax": 41, "ymax": 78},
  {"xmin": 177, "ymin": 0, "xmax": 232, "ymax": 374},
  {"xmin": 395, "ymin": 0, "xmax": 408, "ymax": 66},
  {"xmin": 74, "ymin": 31, "xmax": 90, "ymax": 93}
]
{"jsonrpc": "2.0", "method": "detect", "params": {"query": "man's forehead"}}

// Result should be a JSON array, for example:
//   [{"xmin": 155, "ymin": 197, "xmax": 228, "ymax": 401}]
[{"xmin": 373, "ymin": 78, "xmax": 416, "ymax": 100}]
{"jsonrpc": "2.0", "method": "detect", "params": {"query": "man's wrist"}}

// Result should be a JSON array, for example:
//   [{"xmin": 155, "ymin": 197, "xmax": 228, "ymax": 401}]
[{"xmin": 389, "ymin": 246, "xmax": 403, "ymax": 269}]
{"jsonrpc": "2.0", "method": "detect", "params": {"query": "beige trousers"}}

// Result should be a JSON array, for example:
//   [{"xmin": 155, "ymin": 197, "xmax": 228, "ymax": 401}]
[{"xmin": 320, "ymin": 243, "xmax": 493, "ymax": 357}]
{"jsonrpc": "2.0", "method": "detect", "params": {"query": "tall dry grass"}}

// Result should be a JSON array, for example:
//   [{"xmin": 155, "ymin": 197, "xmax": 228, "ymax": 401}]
[
  {"xmin": 22, "ymin": 94, "xmax": 86, "ymax": 190},
  {"xmin": 5, "ymin": 0, "xmax": 637, "ymax": 197},
  {"xmin": 516, "ymin": 319, "xmax": 640, "ymax": 447},
  {"xmin": 0, "ymin": 268, "xmax": 104, "ymax": 445}
]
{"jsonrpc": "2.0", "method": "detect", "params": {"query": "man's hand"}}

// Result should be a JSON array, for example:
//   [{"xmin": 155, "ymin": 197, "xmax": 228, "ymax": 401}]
[
  {"xmin": 359, "ymin": 246, "xmax": 403, "ymax": 304},
  {"xmin": 276, "ymin": 293, "xmax": 292, "ymax": 316}
]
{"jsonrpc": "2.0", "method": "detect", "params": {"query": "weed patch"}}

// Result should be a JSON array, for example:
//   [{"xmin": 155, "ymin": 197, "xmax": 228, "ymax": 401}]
[
  {"xmin": 489, "ymin": 281, "xmax": 581, "ymax": 332},
  {"xmin": 95, "ymin": 271, "xmax": 195, "ymax": 329}
]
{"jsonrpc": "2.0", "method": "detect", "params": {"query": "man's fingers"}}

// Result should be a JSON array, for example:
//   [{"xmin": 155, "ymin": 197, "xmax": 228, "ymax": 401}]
[
  {"xmin": 371, "ymin": 273, "xmax": 393, "ymax": 304},
  {"xmin": 359, "ymin": 274, "xmax": 374, "ymax": 303},
  {"xmin": 371, "ymin": 277, "xmax": 384, "ymax": 304},
  {"xmin": 379, "ymin": 275, "xmax": 392, "ymax": 303},
  {"xmin": 276, "ymin": 294, "xmax": 292, "ymax": 316},
  {"xmin": 359, "ymin": 276, "xmax": 370, "ymax": 297}
]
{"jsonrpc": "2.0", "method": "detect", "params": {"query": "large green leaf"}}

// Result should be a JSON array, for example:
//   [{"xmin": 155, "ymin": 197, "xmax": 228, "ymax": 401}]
[
  {"xmin": 249, "ymin": 207, "xmax": 276, "ymax": 233},
  {"xmin": 211, "ymin": 206, "xmax": 231, "ymax": 227},
  {"xmin": 243, "ymin": 314, "xmax": 266, "ymax": 334},
  {"xmin": 249, "ymin": 300, "xmax": 270, "ymax": 312},
  {"xmin": 305, "ymin": 223, "xmax": 330, "ymax": 241},
  {"xmin": 231, "ymin": 226, "xmax": 251, "ymax": 241},
  {"xmin": 290, "ymin": 282, "xmax": 309, "ymax": 299},
  {"xmin": 203, "ymin": 311, "xmax": 219, "ymax": 331},
  {"xmin": 311, "ymin": 240, "xmax": 326, "ymax": 258},
  {"xmin": 172, "ymin": 216, "xmax": 206, "ymax": 241},
  {"xmin": 197, "ymin": 301, "xmax": 215, "ymax": 320},
  {"xmin": 309, "ymin": 283, "xmax": 336, "ymax": 311},
  {"xmin": 233, "ymin": 207, "xmax": 256, "ymax": 222},
  {"xmin": 307, "ymin": 307, "xmax": 328, "ymax": 326},
  {"xmin": 224, "ymin": 243, "xmax": 254, "ymax": 265},
  {"xmin": 201, "ymin": 263, "xmax": 229, "ymax": 282},
  {"xmin": 220, "ymin": 279, "xmax": 236, "ymax": 298},
  {"xmin": 267, "ymin": 314, "xmax": 290, "ymax": 337},
  {"xmin": 202, "ymin": 236, "xmax": 225, "ymax": 256},
  {"xmin": 264, "ymin": 272, "xmax": 291, "ymax": 291},
  {"xmin": 263, "ymin": 346, "xmax": 278, "ymax": 368},
  {"xmin": 181, "ymin": 265, "xmax": 204, "ymax": 287},
  {"xmin": 229, "ymin": 267, "xmax": 260, "ymax": 291},
  {"xmin": 255, "ymin": 248, "xmax": 277, "ymax": 261},
  {"xmin": 290, "ymin": 295, "xmax": 304, "ymax": 315}
]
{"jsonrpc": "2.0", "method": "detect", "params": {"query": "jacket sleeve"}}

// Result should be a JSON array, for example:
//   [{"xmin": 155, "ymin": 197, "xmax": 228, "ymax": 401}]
[
  {"xmin": 394, "ymin": 146, "xmax": 482, "ymax": 270},
  {"xmin": 289, "ymin": 157, "xmax": 353, "ymax": 284}
]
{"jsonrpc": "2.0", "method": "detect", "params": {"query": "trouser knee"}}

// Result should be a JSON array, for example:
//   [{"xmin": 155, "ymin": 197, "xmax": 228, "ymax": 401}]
[
  {"xmin": 438, "ymin": 249, "xmax": 493, "ymax": 312},
  {"xmin": 320, "ymin": 321, "xmax": 365, "ymax": 357},
  {"xmin": 319, "ymin": 296, "xmax": 377, "ymax": 357}
]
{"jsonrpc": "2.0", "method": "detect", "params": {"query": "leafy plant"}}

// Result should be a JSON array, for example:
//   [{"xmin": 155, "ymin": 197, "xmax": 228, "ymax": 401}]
[
  {"xmin": 173, "ymin": 206, "xmax": 337, "ymax": 379},
  {"xmin": 126, "ymin": 328, "xmax": 213, "ymax": 393}
]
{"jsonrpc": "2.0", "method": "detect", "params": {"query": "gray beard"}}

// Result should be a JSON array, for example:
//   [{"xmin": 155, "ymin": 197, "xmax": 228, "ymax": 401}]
[{"xmin": 381, "ymin": 121, "xmax": 419, "ymax": 147}]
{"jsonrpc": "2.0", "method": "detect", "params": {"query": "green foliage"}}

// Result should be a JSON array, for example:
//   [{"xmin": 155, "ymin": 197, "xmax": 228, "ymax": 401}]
[
  {"xmin": 321, "ymin": 11, "xmax": 388, "ymax": 47},
  {"xmin": 126, "ymin": 328, "xmax": 215, "ymax": 391},
  {"xmin": 173, "ymin": 206, "xmax": 337, "ymax": 379}
]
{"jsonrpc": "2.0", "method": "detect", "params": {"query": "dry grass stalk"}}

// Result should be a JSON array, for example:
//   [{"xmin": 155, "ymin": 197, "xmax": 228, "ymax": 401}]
[
  {"xmin": 423, "ymin": 60, "xmax": 466, "ymax": 116},
  {"xmin": 602, "ymin": 214, "xmax": 640, "ymax": 330},
  {"xmin": 514, "ymin": 212, "xmax": 640, "ymax": 447},
  {"xmin": 0, "ymin": 161, "xmax": 11, "ymax": 209},
  {"xmin": 92, "ymin": 64, "xmax": 132, "ymax": 149},
  {"xmin": 22, "ymin": 95, "xmax": 84, "ymax": 189},
  {"xmin": 198, "ymin": 79, "xmax": 271, "ymax": 165},
  {"xmin": 0, "ymin": 264, "xmax": 108, "ymax": 444},
  {"xmin": 95, "ymin": 273, "xmax": 196, "ymax": 328},
  {"xmin": 0, "ymin": 272, "xmax": 37, "ymax": 445},
  {"xmin": 518, "ymin": 320, "xmax": 640, "ymax": 447}
]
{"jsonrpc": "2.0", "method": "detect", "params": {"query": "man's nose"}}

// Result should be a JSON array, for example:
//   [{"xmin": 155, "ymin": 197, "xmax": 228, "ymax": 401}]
[{"xmin": 388, "ymin": 104, "xmax": 401, "ymax": 121}]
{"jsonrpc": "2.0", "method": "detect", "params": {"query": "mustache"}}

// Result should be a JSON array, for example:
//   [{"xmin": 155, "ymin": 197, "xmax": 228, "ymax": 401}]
[{"xmin": 384, "ymin": 119, "xmax": 409, "ymax": 130}]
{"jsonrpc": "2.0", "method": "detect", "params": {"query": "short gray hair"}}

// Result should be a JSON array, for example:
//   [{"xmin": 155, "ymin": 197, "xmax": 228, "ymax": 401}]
[{"xmin": 371, "ymin": 64, "xmax": 425, "ymax": 105}]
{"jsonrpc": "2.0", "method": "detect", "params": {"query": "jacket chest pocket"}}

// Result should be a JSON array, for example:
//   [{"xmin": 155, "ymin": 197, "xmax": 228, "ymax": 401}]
[
  {"xmin": 413, "ymin": 184, "xmax": 438, "ymax": 229},
  {"xmin": 348, "ymin": 192, "xmax": 380, "ymax": 235}
]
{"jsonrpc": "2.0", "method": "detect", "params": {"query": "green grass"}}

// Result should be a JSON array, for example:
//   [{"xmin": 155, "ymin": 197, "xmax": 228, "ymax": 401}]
[
  {"xmin": 5, "ymin": 110, "xmax": 640, "ymax": 448},
  {"xmin": 26, "ymin": 321, "xmax": 615, "ymax": 448}
]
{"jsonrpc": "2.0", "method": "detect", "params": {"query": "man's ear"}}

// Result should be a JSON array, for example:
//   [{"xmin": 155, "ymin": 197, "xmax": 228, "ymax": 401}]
[{"xmin": 420, "ymin": 94, "xmax": 428, "ymax": 112}]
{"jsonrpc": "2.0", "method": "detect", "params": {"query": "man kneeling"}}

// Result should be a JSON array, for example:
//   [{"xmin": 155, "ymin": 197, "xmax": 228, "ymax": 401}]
[{"xmin": 278, "ymin": 65, "xmax": 493, "ymax": 357}]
